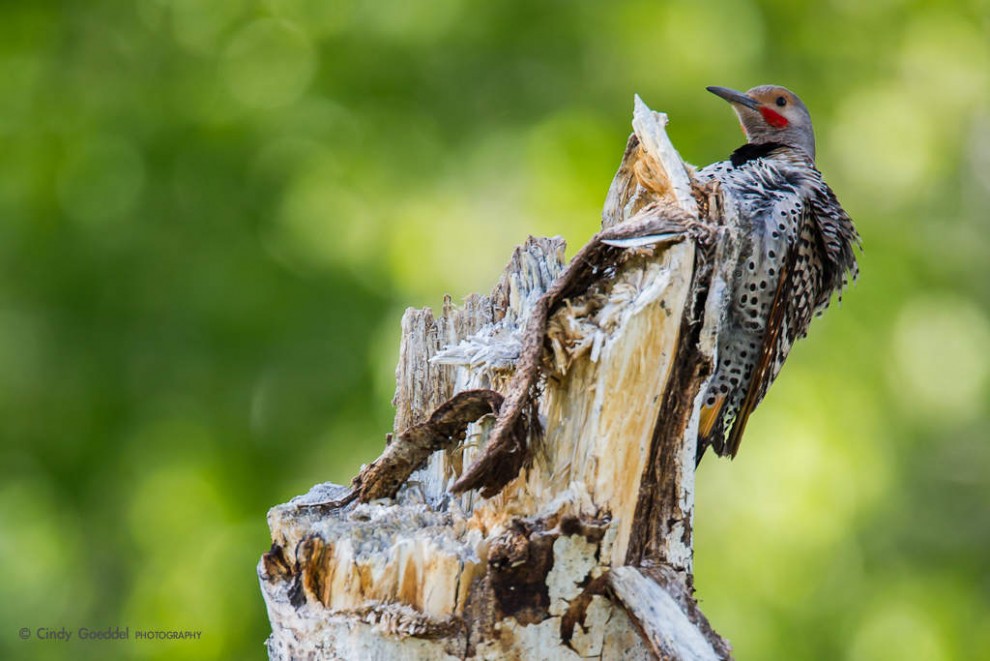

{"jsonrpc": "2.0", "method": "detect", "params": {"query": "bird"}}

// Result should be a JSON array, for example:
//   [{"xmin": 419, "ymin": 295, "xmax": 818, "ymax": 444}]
[{"xmin": 694, "ymin": 84, "xmax": 860, "ymax": 462}]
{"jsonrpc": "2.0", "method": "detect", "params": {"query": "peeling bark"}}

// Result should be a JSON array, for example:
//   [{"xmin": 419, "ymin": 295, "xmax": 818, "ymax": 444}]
[{"xmin": 260, "ymin": 96, "xmax": 735, "ymax": 659}]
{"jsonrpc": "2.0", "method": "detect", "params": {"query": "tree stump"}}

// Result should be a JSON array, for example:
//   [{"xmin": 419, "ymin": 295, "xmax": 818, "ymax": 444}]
[{"xmin": 258, "ymin": 96, "xmax": 738, "ymax": 660}]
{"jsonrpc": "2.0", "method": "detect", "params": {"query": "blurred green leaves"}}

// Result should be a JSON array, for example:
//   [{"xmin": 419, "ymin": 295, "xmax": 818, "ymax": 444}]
[{"xmin": 0, "ymin": 1, "xmax": 987, "ymax": 659}]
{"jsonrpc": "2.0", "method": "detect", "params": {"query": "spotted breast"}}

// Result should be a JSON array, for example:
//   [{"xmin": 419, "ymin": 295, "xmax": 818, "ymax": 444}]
[{"xmin": 696, "ymin": 85, "xmax": 860, "ymax": 461}]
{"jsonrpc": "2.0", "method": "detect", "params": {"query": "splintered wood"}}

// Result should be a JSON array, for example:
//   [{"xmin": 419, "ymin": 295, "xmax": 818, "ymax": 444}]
[{"xmin": 259, "ymin": 97, "xmax": 733, "ymax": 660}]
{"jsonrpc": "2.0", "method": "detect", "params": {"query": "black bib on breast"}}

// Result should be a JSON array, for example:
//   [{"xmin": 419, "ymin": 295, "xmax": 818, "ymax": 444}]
[{"xmin": 730, "ymin": 142, "xmax": 788, "ymax": 167}]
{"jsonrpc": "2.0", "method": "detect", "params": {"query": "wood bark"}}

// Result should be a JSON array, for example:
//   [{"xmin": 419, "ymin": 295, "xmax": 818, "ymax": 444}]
[{"xmin": 258, "ymin": 96, "xmax": 737, "ymax": 660}]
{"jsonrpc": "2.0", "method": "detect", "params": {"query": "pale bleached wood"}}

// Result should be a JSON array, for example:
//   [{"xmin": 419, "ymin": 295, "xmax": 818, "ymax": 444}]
[
  {"xmin": 524, "ymin": 241, "xmax": 695, "ymax": 567},
  {"xmin": 259, "ymin": 97, "xmax": 733, "ymax": 660},
  {"xmin": 609, "ymin": 567, "xmax": 720, "ymax": 661}
]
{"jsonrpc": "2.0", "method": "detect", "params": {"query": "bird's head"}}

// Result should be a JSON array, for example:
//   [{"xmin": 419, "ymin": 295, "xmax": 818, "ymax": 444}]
[{"xmin": 707, "ymin": 84, "xmax": 815, "ymax": 160}]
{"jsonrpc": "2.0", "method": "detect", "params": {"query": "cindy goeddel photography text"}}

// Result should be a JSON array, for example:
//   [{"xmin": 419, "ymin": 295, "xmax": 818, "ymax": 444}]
[{"xmin": 18, "ymin": 625, "xmax": 202, "ymax": 643}]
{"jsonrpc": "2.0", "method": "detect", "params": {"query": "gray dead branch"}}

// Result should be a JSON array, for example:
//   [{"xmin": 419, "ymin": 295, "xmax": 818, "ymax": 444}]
[{"xmin": 259, "ymin": 95, "xmax": 737, "ymax": 660}]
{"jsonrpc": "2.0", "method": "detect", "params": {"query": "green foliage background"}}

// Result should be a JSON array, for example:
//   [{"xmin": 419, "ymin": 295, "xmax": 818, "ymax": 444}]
[{"xmin": 1, "ymin": 1, "xmax": 988, "ymax": 659}]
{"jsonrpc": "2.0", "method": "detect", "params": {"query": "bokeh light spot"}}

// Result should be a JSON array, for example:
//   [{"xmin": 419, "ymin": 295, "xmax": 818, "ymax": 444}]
[
  {"xmin": 899, "ymin": 11, "xmax": 989, "ymax": 114},
  {"xmin": 0, "ymin": 478, "xmax": 84, "ymax": 625},
  {"xmin": 829, "ymin": 86, "xmax": 939, "ymax": 206},
  {"xmin": 263, "ymin": 0, "xmax": 355, "ymax": 37},
  {"xmin": 606, "ymin": 0, "xmax": 762, "ymax": 89},
  {"xmin": 272, "ymin": 153, "xmax": 382, "ymax": 273},
  {"xmin": 127, "ymin": 462, "xmax": 229, "ymax": 552},
  {"xmin": 891, "ymin": 295, "xmax": 990, "ymax": 420},
  {"xmin": 168, "ymin": 0, "xmax": 247, "ymax": 54},
  {"xmin": 352, "ymin": 0, "xmax": 463, "ymax": 42},
  {"xmin": 221, "ymin": 19, "xmax": 315, "ymax": 110},
  {"xmin": 850, "ymin": 600, "xmax": 948, "ymax": 661}
]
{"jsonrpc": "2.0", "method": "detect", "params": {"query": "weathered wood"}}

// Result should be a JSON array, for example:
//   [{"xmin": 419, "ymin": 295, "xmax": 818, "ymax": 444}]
[
  {"xmin": 609, "ymin": 567, "xmax": 726, "ymax": 661},
  {"xmin": 259, "ymin": 97, "xmax": 734, "ymax": 660}
]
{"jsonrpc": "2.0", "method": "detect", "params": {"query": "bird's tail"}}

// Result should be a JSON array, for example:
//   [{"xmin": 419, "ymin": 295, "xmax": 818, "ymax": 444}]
[{"xmin": 696, "ymin": 394, "xmax": 727, "ymax": 465}]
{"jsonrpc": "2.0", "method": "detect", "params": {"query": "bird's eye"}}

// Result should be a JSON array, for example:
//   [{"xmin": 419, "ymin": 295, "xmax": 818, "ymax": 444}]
[{"xmin": 775, "ymin": 96, "xmax": 787, "ymax": 107}]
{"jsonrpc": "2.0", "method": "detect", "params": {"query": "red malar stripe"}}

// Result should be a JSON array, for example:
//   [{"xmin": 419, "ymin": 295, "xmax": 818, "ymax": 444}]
[{"xmin": 759, "ymin": 107, "xmax": 789, "ymax": 128}]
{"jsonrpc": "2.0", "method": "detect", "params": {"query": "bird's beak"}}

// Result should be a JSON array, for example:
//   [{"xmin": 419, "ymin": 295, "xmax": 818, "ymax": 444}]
[{"xmin": 706, "ymin": 86, "xmax": 760, "ymax": 110}]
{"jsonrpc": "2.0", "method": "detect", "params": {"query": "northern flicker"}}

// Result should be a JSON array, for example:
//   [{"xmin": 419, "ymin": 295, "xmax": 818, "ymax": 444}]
[{"xmin": 696, "ymin": 84, "xmax": 860, "ymax": 461}]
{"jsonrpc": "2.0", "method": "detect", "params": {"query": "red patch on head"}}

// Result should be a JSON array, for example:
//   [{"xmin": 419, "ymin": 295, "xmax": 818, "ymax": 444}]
[{"xmin": 759, "ymin": 106, "xmax": 789, "ymax": 128}]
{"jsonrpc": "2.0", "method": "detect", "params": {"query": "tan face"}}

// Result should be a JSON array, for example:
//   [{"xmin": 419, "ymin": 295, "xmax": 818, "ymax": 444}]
[{"xmin": 707, "ymin": 84, "xmax": 816, "ymax": 160}]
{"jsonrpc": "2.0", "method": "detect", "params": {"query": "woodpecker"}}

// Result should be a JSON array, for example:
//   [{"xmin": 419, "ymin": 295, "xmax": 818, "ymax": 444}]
[{"xmin": 695, "ymin": 85, "xmax": 860, "ymax": 461}]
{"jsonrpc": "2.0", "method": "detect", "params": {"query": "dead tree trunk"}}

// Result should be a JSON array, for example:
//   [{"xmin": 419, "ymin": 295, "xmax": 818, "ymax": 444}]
[{"xmin": 258, "ymin": 97, "xmax": 739, "ymax": 660}]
